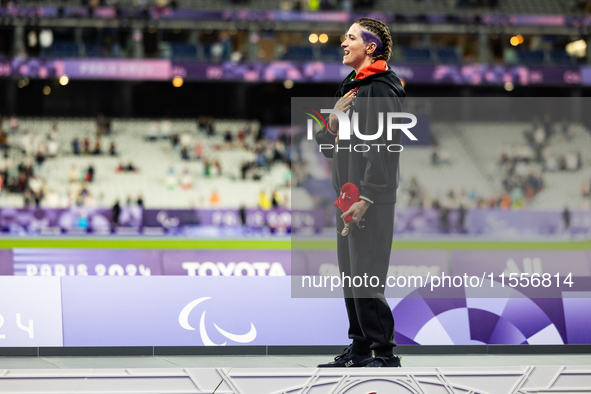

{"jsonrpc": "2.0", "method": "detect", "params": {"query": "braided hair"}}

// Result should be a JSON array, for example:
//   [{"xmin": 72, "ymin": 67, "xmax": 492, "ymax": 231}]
[{"xmin": 355, "ymin": 17, "xmax": 392, "ymax": 62}]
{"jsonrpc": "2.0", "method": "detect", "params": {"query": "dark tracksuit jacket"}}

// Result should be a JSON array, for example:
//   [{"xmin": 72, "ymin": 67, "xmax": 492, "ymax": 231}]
[{"xmin": 315, "ymin": 65, "xmax": 406, "ymax": 356}]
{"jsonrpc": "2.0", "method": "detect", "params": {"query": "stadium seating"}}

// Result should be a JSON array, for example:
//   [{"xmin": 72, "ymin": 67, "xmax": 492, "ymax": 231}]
[
  {"xmin": 170, "ymin": 43, "xmax": 198, "ymax": 61},
  {"xmin": 402, "ymin": 47, "xmax": 432, "ymax": 65},
  {"xmin": 435, "ymin": 48, "xmax": 462, "ymax": 65},
  {"xmin": 456, "ymin": 121, "xmax": 591, "ymax": 210},
  {"xmin": 83, "ymin": 43, "xmax": 104, "ymax": 58},
  {"xmin": 398, "ymin": 122, "xmax": 496, "ymax": 206},
  {"xmin": 298, "ymin": 116, "xmax": 591, "ymax": 211},
  {"xmin": 550, "ymin": 50, "xmax": 575, "ymax": 66},
  {"xmin": 281, "ymin": 46, "xmax": 314, "ymax": 62},
  {"xmin": 319, "ymin": 46, "xmax": 343, "ymax": 63},
  {"xmin": 517, "ymin": 50, "xmax": 545, "ymax": 66},
  {"xmin": 0, "ymin": 118, "xmax": 292, "ymax": 209},
  {"xmin": 51, "ymin": 41, "xmax": 80, "ymax": 59}
]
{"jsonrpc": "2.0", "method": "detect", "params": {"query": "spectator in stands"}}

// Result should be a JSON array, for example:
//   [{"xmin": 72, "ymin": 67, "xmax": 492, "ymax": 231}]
[
  {"xmin": 211, "ymin": 34, "xmax": 230, "ymax": 62},
  {"xmin": 581, "ymin": 180, "xmax": 590, "ymax": 198},
  {"xmin": 438, "ymin": 204, "xmax": 449, "ymax": 233},
  {"xmin": 35, "ymin": 142, "xmax": 46, "ymax": 169},
  {"xmin": 180, "ymin": 131, "xmax": 191, "ymax": 160},
  {"xmin": 283, "ymin": 163, "xmax": 292, "ymax": 187},
  {"xmin": 272, "ymin": 141, "xmax": 285, "ymax": 163},
  {"xmin": 149, "ymin": 120, "xmax": 159, "ymax": 141},
  {"xmin": 526, "ymin": 171, "xmax": 541, "ymax": 193},
  {"xmin": 259, "ymin": 190, "xmax": 272, "ymax": 210},
  {"xmin": 24, "ymin": 161, "xmax": 33, "ymax": 178},
  {"xmin": 92, "ymin": 140, "xmax": 102, "ymax": 155},
  {"xmin": 565, "ymin": 151, "xmax": 580, "ymax": 172},
  {"xmin": 16, "ymin": 170, "xmax": 28, "ymax": 193},
  {"xmin": 510, "ymin": 187, "xmax": 525, "ymax": 209},
  {"xmin": 44, "ymin": 188, "xmax": 60, "ymax": 208},
  {"xmin": 563, "ymin": 206, "xmax": 571, "ymax": 231},
  {"xmin": 23, "ymin": 190, "xmax": 32, "ymax": 208},
  {"xmin": 69, "ymin": 165, "xmax": 79, "ymax": 183},
  {"xmin": 204, "ymin": 158, "xmax": 212, "ymax": 177},
  {"xmin": 209, "ymin": 189, "xmax": 220, "ymax": 207},
  {"xmin": 457, "ymin": 204, "xmax": 467, "ymax": 233},
  {"xmin": 239, "ymin": 204, "xmax": 247, "ymax": 226},
  {"xmin": 47, "ymin": 138, "xmax": 59, "ymax": 158},
  {"xmin": 197, "ymin": 116, "xmax": 208, "ymax": 131},
  {"xmin": 407, "ymin": 177, "xmax": 420, "ymax": 205},
  {"xmin": 171, "ymin": 133, "xmax": 180, "ymax": 154},
  {"xmin": 72, "ymin": 137, "xmax": 80, "ymax": 155},
  {"xmin": 68, "ymin": 182, "xmax": 82, "ymax": 205},
  {"xmin": 500, "ymin": 193, "xmax": 511, "ymax": 210},
  {"xmin": 82, "ymin": 136, "xmax": 91, "ymax": 155},
  {"xmin": 28, "ymin": 175, "xmax": 43, "ymax": 207},
  {"xmin": 194, "ymin": 141, "xmax": 204, "ymax": 160},
  {"xmin": 9, "ymin": 115, "xmax": 19, "ymax": 134},
  {"xmin": 48, "ymin": 123, "xmax": 58, "ymax": 140},
  {"xmin": 105, "ymin": 117, "xmax": 112, "ymax": 136},
  {"xmin": 166, "ymin": 167, "xmax": 177, "ymax": 190},
  {"xmin": 214, "ymin": 158, "xmax": 222, "ymax": 176},
  {"xmin": 181, "ymin": 146, "xmax": 190, "ymax": 161},
  {"xmin": 96, "ymin": 113, "xmax": 107, "ymax": 136},
  {"xmin": 76, "ymin": 183, "xmax": 90, "ymax": 207},
  {"xmin": 112, "ymin": 199, "xmax": 121, "ymax": 227},
  {"xmin": 240, "ymin": 161, "xmax": 249, "ymax": 180},
  {"xmin": 126, "ymin": 162, "xmax": 138, "ymax": 172},
  {"xmin": 116, "ymin": 161, "xmax": 138, "ymax": 172},
  {"xmin": 206, "ymin": 120, "xmax": 215, "ymax": 137},
  {"xmin": 0, "ymin": 165, "xmax": 5, "ymax": 197},
  {"xmin": 430, "ymin": 145, "xmax": 439, "ymax": 166},
  {"xmin": 180, "ymin": 167, "xmax": 193, "ymax": 190},
  {"xmin": 237, "ymin": 129, "xmax": 246, "ymax": 146},
  {"xmin": 86, "ymin": 164, "xmax": 95, "ymax": 183},
  {"xmin": 271, "ymin": 189, "xmax": 284, "ymax": 208},
  {"xmin": 524, "ymin": 184, "xmax": 536, "ymax": 202},
  {"xmin": 160, "ymin": 117, "xmax": 171, "ymax": 140},
  {"xmin": 499, "ymin": 145, "xmax": 508, "ymax": 165},
  {"xmin": 224, "ymin": 130, "xmax": 234, "ymax": 148},
  {"xmin": 0, "ymin": 131, "xmax": 8, "ymax": 155},
  {"xmin": 255, "ymin": 146, "xmax": 266, "ymax": 168}
]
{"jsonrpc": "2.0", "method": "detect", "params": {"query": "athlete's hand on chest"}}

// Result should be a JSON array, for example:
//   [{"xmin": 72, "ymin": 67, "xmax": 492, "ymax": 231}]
[{"xmin": 329, "ymin": 89, "xmax": 357, "ymax": 133}]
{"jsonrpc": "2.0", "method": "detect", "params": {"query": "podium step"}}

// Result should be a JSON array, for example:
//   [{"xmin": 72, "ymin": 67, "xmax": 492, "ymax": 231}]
[{"xmin": 0, "ymin": 355, "xmax": 590, "ymax": 393}]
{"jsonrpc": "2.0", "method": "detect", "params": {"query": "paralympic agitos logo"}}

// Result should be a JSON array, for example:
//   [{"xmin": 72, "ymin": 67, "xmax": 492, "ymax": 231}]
[{"xmin": 304, "ymin": 107, "xmax": 418, "ymax": 152}]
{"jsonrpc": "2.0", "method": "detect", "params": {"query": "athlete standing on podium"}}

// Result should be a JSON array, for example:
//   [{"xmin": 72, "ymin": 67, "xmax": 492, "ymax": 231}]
[{"xmin": 315, "ymin": 18, "xmax": 405, "ymax": 368}]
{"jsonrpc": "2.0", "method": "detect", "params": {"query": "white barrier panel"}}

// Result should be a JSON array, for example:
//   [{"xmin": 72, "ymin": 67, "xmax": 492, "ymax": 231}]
[{"xmin": 0, "ymin": 277, "xmax": 63, "ymax": 347}]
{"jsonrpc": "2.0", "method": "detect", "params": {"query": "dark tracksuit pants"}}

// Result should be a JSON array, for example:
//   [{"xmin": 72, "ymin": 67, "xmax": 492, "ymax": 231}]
[{"xmin": 336, "ymin": 202, "xmax": 396, "ymax": 357}]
